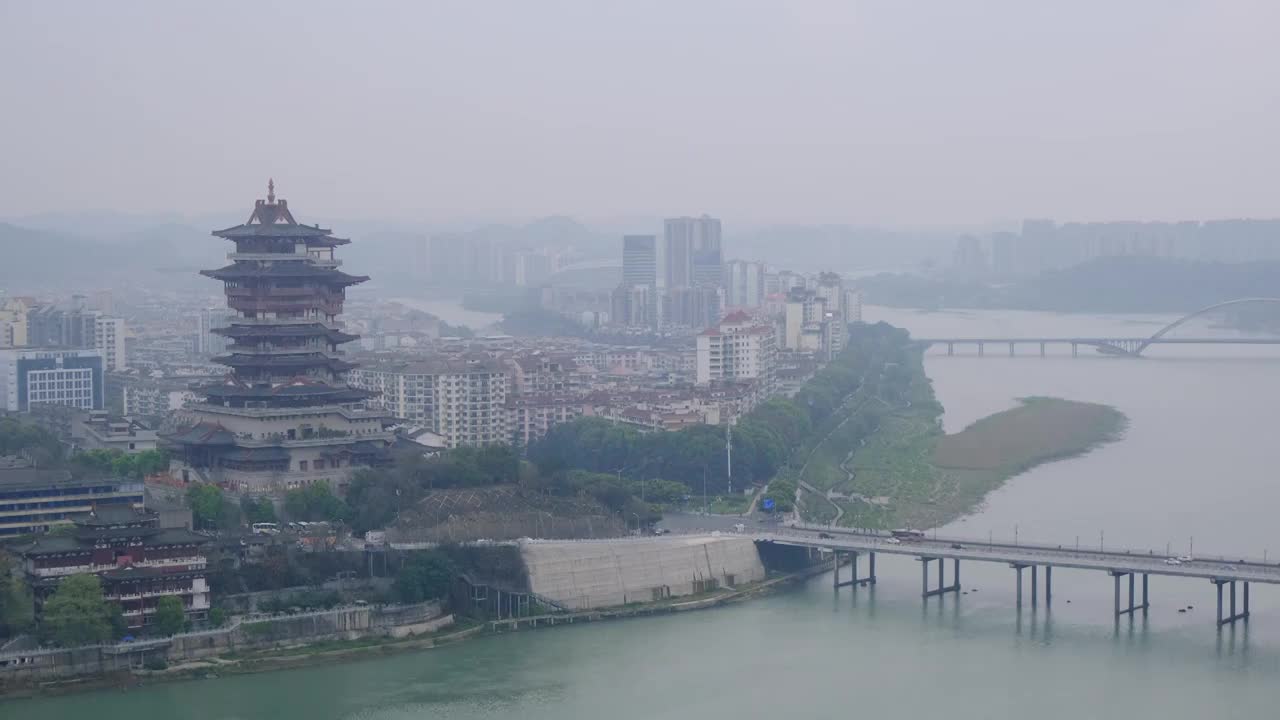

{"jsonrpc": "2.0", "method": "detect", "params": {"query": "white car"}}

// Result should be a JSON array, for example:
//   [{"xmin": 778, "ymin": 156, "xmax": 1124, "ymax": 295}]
[
  {"xmin": 1177, "ymin": 555, "xmax": 1194, "ymax": 562},
  {"xmin": 1164, "ymin": 558, "xmax": 1182, "ymax": 566},
  {"xmin": 885, "ymin": 537, "xmax": 902, "ymax": 545}
]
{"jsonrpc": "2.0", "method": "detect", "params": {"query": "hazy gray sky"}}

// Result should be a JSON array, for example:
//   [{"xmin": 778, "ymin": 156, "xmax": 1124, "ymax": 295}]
[{"xmin": 2, "ymin": 1, "xmax": 1277, "ymax": 227}]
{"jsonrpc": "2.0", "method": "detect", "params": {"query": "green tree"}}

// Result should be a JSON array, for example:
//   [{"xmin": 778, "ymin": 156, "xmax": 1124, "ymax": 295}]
[
  {"xmin": 393, "ymin": 552, "xmax": 454, "ymax": 603},
  {"xmin": 240, "ymin": 496, "xmax": 277, "ymax": 524},
  {"xmin": 42, "ymin": 574, "xmax": 117, "ymax": 647},
  {"xmin": 285, "ymin": 483, "xmax": 349, "ymax": 522},
  {"xmin": 0, "ymin": 553, "xmax": 34, "ymax": 638},
  {"xmin": 187, "ymin": 484, "xmax": 225, "ymax": 530},
  {"xmin": 152, "ymin": 595, "xmax": 186, "ymax": 636},
  {"xmin": 132, "ymin": 449, "xmax": 170, "ymax": 478}
]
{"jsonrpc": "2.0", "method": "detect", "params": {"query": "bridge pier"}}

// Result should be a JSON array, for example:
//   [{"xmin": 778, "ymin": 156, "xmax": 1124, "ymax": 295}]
[
  {"xmin": 1011, "ymin": 563, "xmax": 1051, "ymax": 609},
  {"xmin": 1071, "ymin": 342, "xmax": 1078, "ymax": 358},
  {"xmin": 977, "ymin": 342, "xmax": 984, "ymax": 357},
  {"xmin": 1213, "ymin": 579, "xmax": 1250, "ymax": 626},
  {"xmin": 947, "ymin": 342, "xmax": 954, "ymax": 356},
  {"xmin": 1039, "ymin": 342, "xmax": 1046, "ymax": 358},
  {"xmin": 834, "ymin": 550, "xmax": 875, "ymax": 590},
  {"xmin": 1111, "ymin": 571, "xmax": 1149, "ymax": 618},
  {"xmin": 1008, "ymin": 342, "xmax": 1015, "ymax": 357},
  {"xmin": 921, "ymin": 556, "xmax": 960, "ymax": 598}
]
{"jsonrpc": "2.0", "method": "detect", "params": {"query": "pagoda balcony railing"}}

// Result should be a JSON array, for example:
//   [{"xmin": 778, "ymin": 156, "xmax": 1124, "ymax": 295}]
[
  {"xmin": 122, "ymin": 606, "xmax": 159, "ymax": 617},
  {"xmin": 228, "ymin": 252, "xmax": 343, "ymax": 267},
  {"xmin": 225, "ymin": 346, "xmax": 345, "ymax": 356},
  {"xmin": 222, "ymin": 317, "xmax": 346, "ymax": 328},
  {"xmin": 227, "ymin": 299, "xmax": 345, "ymax": 315},
  {"xmin": 226, "ymin": 286, "xmax": 342, "ymax": 299},
  {"xmin": 30, "ymin": 563, "xmax": 119, "ymax": 578},
  {"xmin": 192, "ymin": 403, "xmax": 390, "ymax": 420},
  {"xmin": 141, "ymin": 556, "xmax": 207, "ymax": 569},
  {"xmin": 108, "ymin": 587, "xmax": 195, "ymax": 601},
  {"xmin": 236, "ymin": 430, "xmax": 394, "ymax": 449}
]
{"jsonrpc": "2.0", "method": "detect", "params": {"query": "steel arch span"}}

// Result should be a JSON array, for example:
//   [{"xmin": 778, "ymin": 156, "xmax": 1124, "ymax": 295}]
[{"xmin": 1134, "ymin": 297, "xmax": 1280, "ymax": 355}]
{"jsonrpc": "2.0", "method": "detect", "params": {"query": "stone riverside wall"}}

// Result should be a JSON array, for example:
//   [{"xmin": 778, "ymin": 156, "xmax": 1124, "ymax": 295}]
[
  {"xmin": 521, "ymin": 536, "xmax": 767, "ymax": 610},
  {"xmin": 0, "ymin": 602, "xmax": 448, "ymax": 687}
]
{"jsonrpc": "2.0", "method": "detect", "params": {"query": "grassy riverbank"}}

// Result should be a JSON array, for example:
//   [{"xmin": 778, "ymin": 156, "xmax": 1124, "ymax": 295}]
[{"xmin": 799, "ymin": 346, "xmax": 1127, "ymax": 529}]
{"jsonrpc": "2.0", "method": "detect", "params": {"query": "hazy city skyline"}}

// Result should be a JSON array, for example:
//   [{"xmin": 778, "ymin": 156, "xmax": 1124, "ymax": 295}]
[{"xmin": 2, "ymin": 1, "xmax": 1278, "ymax": 227}]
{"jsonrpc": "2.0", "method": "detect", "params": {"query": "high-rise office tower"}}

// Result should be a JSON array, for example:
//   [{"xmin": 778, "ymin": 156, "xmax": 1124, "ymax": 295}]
[
  {"xmin": 664, "ymin": 215, "xmax": 722, "ymax": 289},
  {"xmin": 622, "ymin": 235, "xmax": 658, "ymax": 288},
  {"xmin": 725, "ymin": 260, "xmax": 766, "ymax": 308}
]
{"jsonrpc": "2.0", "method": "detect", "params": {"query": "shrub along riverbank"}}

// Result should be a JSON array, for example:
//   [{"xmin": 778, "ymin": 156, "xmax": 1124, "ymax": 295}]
[
  {"xmin": 797, "ymin": 343, "xmax": 1127, "ymax": 529},
  {"xmin": 528, "ymin": 323, "xmax": 916, "ymax": 510}
]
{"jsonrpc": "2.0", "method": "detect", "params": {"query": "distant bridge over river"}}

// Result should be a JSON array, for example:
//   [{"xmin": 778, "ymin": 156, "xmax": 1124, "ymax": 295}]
[{"xmin": 916, "ymin": 298, "xmax": 1280, "ymax": 357}]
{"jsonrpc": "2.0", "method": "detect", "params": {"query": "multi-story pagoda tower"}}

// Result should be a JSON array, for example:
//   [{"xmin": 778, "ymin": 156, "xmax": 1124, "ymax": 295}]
[{"xmin": 166, "ymin": 182, "xmax": 393, "ymax": 494}]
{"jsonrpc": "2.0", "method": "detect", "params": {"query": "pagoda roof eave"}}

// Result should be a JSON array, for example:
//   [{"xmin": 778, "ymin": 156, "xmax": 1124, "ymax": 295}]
[
  {"xmin": 211, "ymin": 324, "xmax": 359, "ymax": 343},
  {"xmin": 196, "ymin": 383, "xmax": 375, "ymax": 402},
  {"xmin": 200, "ymin": 264, "xmax": 369, "ymax": 285}
]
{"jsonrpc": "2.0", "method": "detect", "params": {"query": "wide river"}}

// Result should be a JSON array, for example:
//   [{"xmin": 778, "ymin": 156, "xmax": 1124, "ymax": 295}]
[{"xmin": 14, "ymin": 307, "xmax": 1280, "ymax": 719}]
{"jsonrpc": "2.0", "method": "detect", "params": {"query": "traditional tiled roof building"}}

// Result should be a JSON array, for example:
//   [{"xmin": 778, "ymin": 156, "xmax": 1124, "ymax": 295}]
[
  {"xmin": 164, "ymin": 183, "xmax": 393, "ymax": 494},
  {"xmin": 16, "ymin": 506, "xmax": 210, "ymax": 629}
]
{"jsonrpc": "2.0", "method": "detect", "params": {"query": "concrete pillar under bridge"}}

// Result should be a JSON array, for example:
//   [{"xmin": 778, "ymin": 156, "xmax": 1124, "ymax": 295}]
[
  {"xmin": 1111, "ymin": 571, "xmax": 1149, "ymax": 619},
  {"xmin": 1012, "ymin": 563, "xmax": 1053, "ymax": 609},
  {"xmin": 1213, "ymin": 579, "xmax": 1250, "ymax": 626},
  {"xmin": 920, "ymin": 556, "xmax": 960, "ymax": 599},
  {"xmin": 833, "ymin": 550, "xmax": 876, "ymax": 589}
]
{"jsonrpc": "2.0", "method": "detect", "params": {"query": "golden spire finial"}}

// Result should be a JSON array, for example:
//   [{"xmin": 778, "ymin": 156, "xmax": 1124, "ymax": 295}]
[{"xmin": 267, "ymin": 178, "xmax": 276, "ymax": 204}]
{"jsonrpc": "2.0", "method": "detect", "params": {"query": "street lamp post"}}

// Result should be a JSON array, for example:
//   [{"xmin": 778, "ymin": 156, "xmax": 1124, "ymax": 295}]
[{"xmin": 702, "ymin": 465, "xmax": 708, "ymax": 516}]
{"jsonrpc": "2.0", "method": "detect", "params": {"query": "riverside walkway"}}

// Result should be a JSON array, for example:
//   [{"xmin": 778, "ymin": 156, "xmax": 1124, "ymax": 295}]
[{"xmin": 755, "ymin": 525, "xmax": 1277, "ymax": 626}]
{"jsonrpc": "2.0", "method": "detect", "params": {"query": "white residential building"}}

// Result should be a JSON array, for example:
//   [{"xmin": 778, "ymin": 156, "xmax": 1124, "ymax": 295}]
[
  {"xmin": 195, "ymin": 307, "xmax": 236, "ymax": 356},
  {"xmin": 350, "ymin": 356, "xmax": 510, "ymax": 448},
  {"xmin": 696, "ymin": 311, "xmax": 777, "ymax": 387},
  {"xmin": 94, "ymin": 316, "xmax": 127, "ymax": 372}
]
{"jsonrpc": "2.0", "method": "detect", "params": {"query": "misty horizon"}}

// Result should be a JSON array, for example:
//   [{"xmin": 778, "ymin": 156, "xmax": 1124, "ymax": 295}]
[{"xmin": 3, "ymin": 1, "xmax": 1278, "ymax": 227}]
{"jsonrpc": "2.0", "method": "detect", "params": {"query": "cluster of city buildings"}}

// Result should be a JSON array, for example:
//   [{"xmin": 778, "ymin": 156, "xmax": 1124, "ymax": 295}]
[
  {"xmin": 2, "ymin": 189, "xmax": 861, "ymax": 504},
  {"xmin": 610, "ymin": 216, "xmax": 726, "ymax": 331},
  {"xmin": 607, "ymin": 217, "xmax": 861, "ymax": 355},
  {"xmin": 952, "ymin": 218, "xmax": 1280, "ymax": 278},
  {"xmin": 0, "ymin": 294, "xmax": 131, "ymax": 414},
  {"xmin": 414, "ymin": 234, "xmax": 559, "ymax": 288}
]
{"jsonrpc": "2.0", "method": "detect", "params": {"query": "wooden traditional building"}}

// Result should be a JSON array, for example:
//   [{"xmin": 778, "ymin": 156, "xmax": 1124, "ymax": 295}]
[
  {"xmin": 164, "ymin": 182, "xmax": 393, "ymax": 494},
  {"xmin": 16, "ymin": 506, "xmax": 210, "ymax": 629}
]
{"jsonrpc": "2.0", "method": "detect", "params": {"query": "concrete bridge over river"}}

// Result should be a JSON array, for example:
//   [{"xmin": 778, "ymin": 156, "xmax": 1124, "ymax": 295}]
[
  {"xmin": 759, "ymin": 524, "xmax": 1276, "ymax": 627},
  {"xmin": 915, "ymin": 297, "xmax": 1280, "ymax": 357}
]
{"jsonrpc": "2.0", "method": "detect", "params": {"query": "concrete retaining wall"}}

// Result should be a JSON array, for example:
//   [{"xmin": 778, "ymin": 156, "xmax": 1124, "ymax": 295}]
[{"xmin": 521, "ymin": 536, "xmax": 766, "ymax": 610}]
